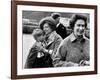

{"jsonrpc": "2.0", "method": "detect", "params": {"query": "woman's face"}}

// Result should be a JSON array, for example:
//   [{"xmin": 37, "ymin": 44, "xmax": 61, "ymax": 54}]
[
  {"xmin": 43, "ymin": 23, "xmax": 52, "ymax": 35},
  {"xmin": 73, "ymin": 19, "xmax": 86, "ymax": 37}
]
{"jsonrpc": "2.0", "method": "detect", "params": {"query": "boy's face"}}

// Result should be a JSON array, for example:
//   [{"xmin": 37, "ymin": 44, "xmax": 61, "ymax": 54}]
[{"xmin": 37, "ymin": 35, "xmax": 45, "ymax": 42}]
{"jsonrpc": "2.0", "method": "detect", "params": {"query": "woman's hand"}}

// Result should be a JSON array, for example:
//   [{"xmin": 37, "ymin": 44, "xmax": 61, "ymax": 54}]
[{"xmin": 79, "ymin": 60, "xmax": 90, "ymax": 66}]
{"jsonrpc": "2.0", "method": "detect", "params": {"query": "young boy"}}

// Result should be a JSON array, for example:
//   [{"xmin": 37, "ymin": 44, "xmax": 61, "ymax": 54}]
[{"xmin": 24, "ymin": 28, "xmax": 53, "ymax": 68}]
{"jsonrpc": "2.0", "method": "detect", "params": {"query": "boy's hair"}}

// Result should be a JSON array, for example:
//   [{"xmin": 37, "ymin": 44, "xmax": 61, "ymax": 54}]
[{"xmin": 32, "ymin": 28, "xmax": 44, "ymax": 41}]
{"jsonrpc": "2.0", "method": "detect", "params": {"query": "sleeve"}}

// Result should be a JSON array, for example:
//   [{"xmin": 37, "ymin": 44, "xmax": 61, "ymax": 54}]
[
  {"xmin": 24, "ymin": 45, "xmax": 38, "ymax": 68},
  {"xmin": 52, "ymin": 37, "xmax": 62, "ymax": 56},
  {"xmin": 53, "ymin": 40, "xmax": 79, "ymax": 67},
  {"xmin": 53, "ymin": 40, "xmax": 67, "ymax": 67}
]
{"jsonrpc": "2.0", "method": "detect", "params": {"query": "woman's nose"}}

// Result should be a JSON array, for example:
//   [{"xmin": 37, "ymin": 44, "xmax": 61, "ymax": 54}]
[{"xmin": 79, "ymin": 26, "xmax": 84, "ymax": 30}]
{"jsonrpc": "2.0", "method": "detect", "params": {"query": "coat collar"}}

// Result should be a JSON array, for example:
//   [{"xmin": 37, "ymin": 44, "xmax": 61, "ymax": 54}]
[
  {"xmin": 70, "ymin": 33, "xmax": 86, "ymax": 43},
  {"xmin": 46, "ymin": 31, "xmax": 57, "ymax": 46}
]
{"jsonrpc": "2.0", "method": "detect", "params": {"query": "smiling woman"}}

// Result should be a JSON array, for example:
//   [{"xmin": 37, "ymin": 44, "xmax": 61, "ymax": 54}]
[
  {"xmin": 39, "ymin": 16, "xmax": 62, "ymax": 59},
  {"xmin": 71, "ymin": 14, "xmax": 87, "ymax": 38},
  {"xmin": 53, "ymin": 14, "xmax": 90, "ymax": 67}
]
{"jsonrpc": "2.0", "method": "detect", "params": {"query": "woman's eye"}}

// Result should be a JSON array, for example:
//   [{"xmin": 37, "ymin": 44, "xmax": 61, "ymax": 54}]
[
  {"xmin": 77, "ymin": 24, "xmax": 85, "ymax": 27},
  {"xmin": 77, "ymin": 24, "xmax": 81, "ymax": 27}
]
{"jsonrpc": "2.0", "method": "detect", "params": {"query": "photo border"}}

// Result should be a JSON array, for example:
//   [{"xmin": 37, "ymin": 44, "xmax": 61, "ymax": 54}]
[{"xmin": 11, "ymin": 0, "xmax": 97, "ymax": 79}]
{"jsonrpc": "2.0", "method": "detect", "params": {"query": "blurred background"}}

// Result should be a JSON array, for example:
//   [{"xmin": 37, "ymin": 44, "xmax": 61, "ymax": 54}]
[{"xmin": 22, "ymin": 11, "xmax": 90, "ymax": 37}]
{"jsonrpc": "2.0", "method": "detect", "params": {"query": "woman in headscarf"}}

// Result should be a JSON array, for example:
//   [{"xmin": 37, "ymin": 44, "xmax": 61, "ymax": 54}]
[
  {"xmin": 39, "ymin": 17, "xmax": 62, "ymax": 66},
  {"xmin": 25, "ymin": 17, "xmax": 62, "ymax": 68}
]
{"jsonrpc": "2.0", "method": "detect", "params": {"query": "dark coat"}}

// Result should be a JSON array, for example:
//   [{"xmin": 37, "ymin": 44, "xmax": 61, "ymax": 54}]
[
  {"xmin": 56, "ymin": 23, "xmax": 67, "ymax": 39},
  {"xmin": 24, "ymin": 42, "xmax": 53, "ymax": 68},
  {"xmin": 24, "ymin": 31, "xmax": 62, "ymax": 68}
]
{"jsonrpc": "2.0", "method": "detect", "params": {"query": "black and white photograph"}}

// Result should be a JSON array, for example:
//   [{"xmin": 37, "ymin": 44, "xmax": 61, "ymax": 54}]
[
  {"xmin": 23, "ymin": 11, "xmax": 90, "ymax": 69},
  {"xmin": 11, "ymin": 1, "xmax": 97, "ymax": 79}
]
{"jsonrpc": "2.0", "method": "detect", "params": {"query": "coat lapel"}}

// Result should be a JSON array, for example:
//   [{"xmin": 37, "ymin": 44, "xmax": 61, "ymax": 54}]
[{"xmin": 46, "ymin": 31, "xmax": 56, "ymax": 47}]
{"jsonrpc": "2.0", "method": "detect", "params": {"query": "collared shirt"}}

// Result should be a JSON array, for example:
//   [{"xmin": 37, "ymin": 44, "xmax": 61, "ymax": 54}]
[{"xmin": 53, "ymin": 33, "xmax": 89, "ymax": 67}]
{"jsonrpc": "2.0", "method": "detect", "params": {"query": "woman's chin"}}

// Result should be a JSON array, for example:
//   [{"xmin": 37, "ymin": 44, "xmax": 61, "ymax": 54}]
[{"xmin": 77, "ymin": 33, "xmax": 84, "ymax": 36}]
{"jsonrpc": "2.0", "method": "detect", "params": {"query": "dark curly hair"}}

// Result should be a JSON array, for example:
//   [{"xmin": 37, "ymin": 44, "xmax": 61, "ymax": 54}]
[{"xmin": 70, "ymin": 14, "xmax": 87, "ymax": 29}]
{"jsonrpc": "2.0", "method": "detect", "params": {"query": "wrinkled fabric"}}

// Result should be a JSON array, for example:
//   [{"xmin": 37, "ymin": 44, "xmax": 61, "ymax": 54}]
[
  {"xmin": 24, "ymin": 42, "xmax": 53, "ymax": 68},
  {"xmin": 45, "ymin": 31, "xmax": 62, "ymax": 58},
  {"xmin": 53, "ymin": 33, "xmax": 90, "ymax": 67},
  {"xmin": 24, "ymin": 31, "xmax": 62, "ymax": 68}
]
